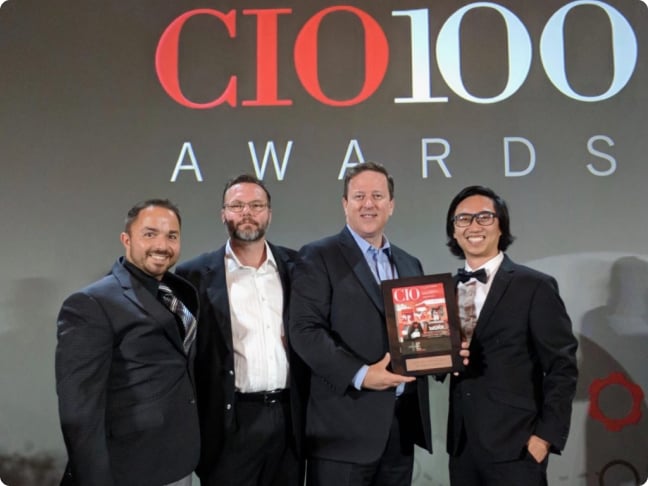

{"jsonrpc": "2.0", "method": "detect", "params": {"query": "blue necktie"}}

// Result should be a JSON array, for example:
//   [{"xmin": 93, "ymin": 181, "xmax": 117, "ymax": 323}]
[
  {"xmin": 370, "ymin": 248, "xmax": 382, "ymax": 282},
  {"xmin": 370, "ymin": 247, "xmax": 393, "ymax": 282},
  {"xmin": 158, "ymin": 283, "xmax": 197, "ymax": 353}
]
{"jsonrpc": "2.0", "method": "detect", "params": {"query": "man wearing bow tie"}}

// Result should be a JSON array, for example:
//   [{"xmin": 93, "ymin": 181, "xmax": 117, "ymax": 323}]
[{"xmin": 445, "ymin": 186, "xmax": 578, "ymax": 486}]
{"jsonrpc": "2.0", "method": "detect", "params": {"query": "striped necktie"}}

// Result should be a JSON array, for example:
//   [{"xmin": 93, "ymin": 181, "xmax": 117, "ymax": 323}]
[{"xmin": 158, "ymin": 283, "xmax": 197, "ymax": 353}]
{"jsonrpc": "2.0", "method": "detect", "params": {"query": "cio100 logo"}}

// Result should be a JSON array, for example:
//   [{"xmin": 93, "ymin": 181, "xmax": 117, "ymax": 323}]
[
  {"xmin": 155, "ymin": 1, "xmax": 638, "ymax": 108},
  {"xmin": 392, "ymin": 287, "xmax": 422, "ymax": 304}
]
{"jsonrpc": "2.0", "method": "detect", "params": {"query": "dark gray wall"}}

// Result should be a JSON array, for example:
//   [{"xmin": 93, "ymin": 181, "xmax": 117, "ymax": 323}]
[{"xmin": 0, "ymin": 0, "xmax": 646, "ymax": 484}]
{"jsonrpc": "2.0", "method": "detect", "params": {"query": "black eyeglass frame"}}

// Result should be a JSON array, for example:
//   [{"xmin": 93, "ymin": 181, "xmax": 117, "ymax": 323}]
[
  {"xmin": 222, "ymin": 202, "xmax": 269, "ymax": 213},
  {"xmin": 452, "ymin": 211, "xmax": 497, "ymax": 227}
]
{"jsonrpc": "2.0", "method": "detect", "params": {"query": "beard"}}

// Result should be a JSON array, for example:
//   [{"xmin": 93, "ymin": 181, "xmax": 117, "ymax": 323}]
[{"xmin": 225, "ymin": 218, "xmax": 267, "ymax": 242}]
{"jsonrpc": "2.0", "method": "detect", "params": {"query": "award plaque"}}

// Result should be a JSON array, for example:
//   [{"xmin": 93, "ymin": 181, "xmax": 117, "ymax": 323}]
[{"xmin": 381, "ymin": 273, "xmax": 461, "ymax": 375}]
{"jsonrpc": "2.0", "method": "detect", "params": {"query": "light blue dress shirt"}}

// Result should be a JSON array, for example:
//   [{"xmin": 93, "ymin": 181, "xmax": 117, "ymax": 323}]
[{"xmin": 346, "ymin": 225, "xmax": 404, "ymax": 395}]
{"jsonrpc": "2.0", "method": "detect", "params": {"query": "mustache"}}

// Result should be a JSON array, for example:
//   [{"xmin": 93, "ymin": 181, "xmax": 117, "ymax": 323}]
[{"xmin": 237, "ymin": 219, "xmax": 259, "ymax": 226}]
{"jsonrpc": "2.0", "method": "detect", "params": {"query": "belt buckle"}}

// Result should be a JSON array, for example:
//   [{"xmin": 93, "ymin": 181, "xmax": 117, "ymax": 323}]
[
  {"xmin": 264, "ymin": 390, "xmax": 282, "ymax": 405},
  {"xmin": 263, "ymin": 392, "xmax": 278, "ymax": 405}
]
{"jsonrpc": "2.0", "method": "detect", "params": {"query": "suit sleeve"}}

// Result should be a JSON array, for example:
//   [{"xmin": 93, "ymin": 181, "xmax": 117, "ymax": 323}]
[
  {"xmin": 288, "ymin": 244, "xmax": 366, "ymax": 394},
  {"xmin": 55, "ymin": 292, "xmax": 115, "ymax": 485},
  {"xmin": 528, "ymin": 276, "xmax": 578, "ymax": 451}
]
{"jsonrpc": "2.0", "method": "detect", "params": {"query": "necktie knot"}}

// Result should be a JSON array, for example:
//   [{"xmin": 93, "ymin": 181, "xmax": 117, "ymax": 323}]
[
  {"xmin": 457, "ymin": 267, "xmax": 488, "ymax": 284},
  {"xmin": 158, "ymin": 283, "xmax": 173, "ymax": 299}
]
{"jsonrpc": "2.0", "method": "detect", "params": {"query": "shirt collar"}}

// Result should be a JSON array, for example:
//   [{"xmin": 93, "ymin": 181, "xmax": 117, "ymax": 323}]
[
  {"xmin": 346, "ymin": 224, "xmax": 391, "ymax": 254},
  {"xmin": 122, "ymin": 257, "xmax": 167, "ymax": 297},
  {"xmin": 225, "ymin": 239, "xmax": 277, "ymax": 271},
  {"xmin": 464, "ymin": 252, "xmax": 504, "ymax": 283}
]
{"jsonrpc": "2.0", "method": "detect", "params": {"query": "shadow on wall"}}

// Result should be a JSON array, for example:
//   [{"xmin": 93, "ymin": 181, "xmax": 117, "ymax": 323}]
[
  {"xmin": 577, "ymin": 256, "xmax": 648, "ymax": 485},
  {"xmin": 0, "ymin": 451, "xmax": 61, "ymax": 486},
  {"xmin": 0, "ymin": 276, "xmax": 69, "ymax": 485}
]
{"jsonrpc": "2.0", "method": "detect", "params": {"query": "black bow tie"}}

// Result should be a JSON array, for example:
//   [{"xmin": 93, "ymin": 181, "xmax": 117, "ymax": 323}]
[{"xmin": 457, "ymin": 268, "xmax": 488, "ymax": 284}]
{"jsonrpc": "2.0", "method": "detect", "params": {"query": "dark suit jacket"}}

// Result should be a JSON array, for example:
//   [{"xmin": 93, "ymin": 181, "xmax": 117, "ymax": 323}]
[
  {"xmin": 175, "ymin": 242, "xmax": 308, "ymax": 479},
  {"xmin": 55, "ymin": 258, "xmax": 200, "ymax": 486},
  {"xmin": 447, "ymin": 255, "xmax": 578, "ymax": 462},
  {"xmin": 288, "ymin": 228, "xmax": 432, "ymax": 464}
]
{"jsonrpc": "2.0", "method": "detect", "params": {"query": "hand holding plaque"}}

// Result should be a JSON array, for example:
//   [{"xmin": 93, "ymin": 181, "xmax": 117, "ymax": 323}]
[{"xmin": 381, "ymin": 273, "xmax": 462, "ymax": 375}]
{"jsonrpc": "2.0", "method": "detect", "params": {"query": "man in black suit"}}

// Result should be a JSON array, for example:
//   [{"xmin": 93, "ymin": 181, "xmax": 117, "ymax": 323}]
[
  {"xmin": 55, "ymin": 199, "xmax": 200, "ymax": 486},
  {"xmin": 445, "ymin": 185, "xmax": 578, "ymax": 486},
  {"xmin": 176, "ymin": 174, "xmax": 306, "ymax": 486},
  {"xmin": 289, "ymin": 162, "xmax": 433, "ymax": 486}
]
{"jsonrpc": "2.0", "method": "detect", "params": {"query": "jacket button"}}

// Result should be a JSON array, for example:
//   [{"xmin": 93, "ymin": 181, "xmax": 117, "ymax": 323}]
[
  {"xmin": 226, "ymin": 403, "xmax": 232, "ymax": 410},
  {"xmin": 189, "ymin": 399, "xmax": 196, "ymax": 404},
  {"xmin": 229, "ymin": 370, "xmax": 234, "ymax": 375}
]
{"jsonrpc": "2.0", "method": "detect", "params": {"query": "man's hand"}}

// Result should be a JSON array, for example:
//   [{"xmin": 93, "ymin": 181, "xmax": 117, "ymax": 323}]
[
  {"xmin": 362, "ymin": 353, "xmax": 415, "ymax": 390},
  {"xmin": 526, "ymin": 434, "xmax": 550, "ymax": 463},
  {"xmin": 452, "ymin": 340, "xmax": 471, "ymax": 376}
]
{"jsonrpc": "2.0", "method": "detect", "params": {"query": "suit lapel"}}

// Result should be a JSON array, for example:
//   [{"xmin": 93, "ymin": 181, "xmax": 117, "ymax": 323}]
[
  {"xmin": 112, "ymin": 260, "xmax": 185, "ymax": 353},
  {"xmin": 205, "ymin": 248, "xmax": 234, "ymax": 352},
  {"xmin": 338, "ymin": 228, "xmax": 385, "ymax": 314},
  {"xmin": 476, "ymin": 255, "xmax": 515, "ymax": 333},
  {"xmin": 269, "ymin": 244, "xmax": 292, "ymax": 326},
  {"xmin": 391, "ymin": 246, "xmax": 421, "ymax": 278}
]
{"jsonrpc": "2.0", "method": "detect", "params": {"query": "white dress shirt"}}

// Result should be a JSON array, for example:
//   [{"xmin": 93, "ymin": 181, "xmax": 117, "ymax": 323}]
[
  {"xmin": 458, "ymin": 252, "xmax": 505, "ymax": 318},
  {"xmin": 225, "ymin": 240, "xmax": 289, "ymax": 393}
]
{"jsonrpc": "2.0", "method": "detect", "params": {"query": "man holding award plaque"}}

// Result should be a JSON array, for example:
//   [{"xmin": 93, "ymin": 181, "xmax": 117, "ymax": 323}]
[
  {"xmin": 445, "ymin": 185, "xmax": 578, "ymax": 486},
  {"xmin": 288, "ymin": 162, "xmax": 434, "ymax": 486}
]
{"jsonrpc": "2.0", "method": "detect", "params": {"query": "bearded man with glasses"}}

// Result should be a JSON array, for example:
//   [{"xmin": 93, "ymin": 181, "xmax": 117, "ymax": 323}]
[
  {"xmin": 445, "ymin": 185, "xmax": 578, "ymax": 486},
  {"xmin": 176, "ymin": 174, "xmax": 307, "ymax": 486}
]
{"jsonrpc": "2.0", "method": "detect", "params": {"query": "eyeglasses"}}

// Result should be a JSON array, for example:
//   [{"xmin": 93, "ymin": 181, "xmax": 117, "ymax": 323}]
[
  {"xmin": 453, "ymin": 211, "xmax": 497, "ymax": 227},
  {"xmin": 223, "ymin": 201, "xmax": 269, "ymax": 213}
]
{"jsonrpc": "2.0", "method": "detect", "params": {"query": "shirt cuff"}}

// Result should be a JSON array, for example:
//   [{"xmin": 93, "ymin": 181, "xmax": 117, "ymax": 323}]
[
  {"xmin": 352, "ymin": 365, "xmax": 369, "ymax": 390},
  {"xmin": 352, "ymin": 365, "xmax": 404, "ymax": 396}
]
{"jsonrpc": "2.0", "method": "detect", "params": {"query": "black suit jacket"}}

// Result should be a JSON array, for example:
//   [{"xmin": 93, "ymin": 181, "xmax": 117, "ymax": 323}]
[
  {"xmin": 447, "ymin": 255, "xmax": 578, "ymax": 462},
  {"xmin": 175, "ymin": 242, "xmax": 308, "ymax": 479},
  {"xmin": 288, "ymin": 228, "xmax": 432, "ymax": 464},
  {"xmin": 55, "ymin": 258, "xmax": 200, "ymax": 486}
]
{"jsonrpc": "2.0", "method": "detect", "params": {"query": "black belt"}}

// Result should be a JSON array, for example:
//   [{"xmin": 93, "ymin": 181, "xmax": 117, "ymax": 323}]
[{"xmin": 236, "ymin": 389, "xmax": 289, "ymax": 405}]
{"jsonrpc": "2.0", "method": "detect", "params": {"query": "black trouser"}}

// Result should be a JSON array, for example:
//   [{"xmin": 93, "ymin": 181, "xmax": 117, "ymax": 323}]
[
  {"xmin": 200, "ymin": 390, "xmax": 300, "ymax": 486},
  {"xmin": 449, "ymin": 432, "xmax": 548, "ymax": 486},
  {"xmin": 307, "ymin": 394, "xmax": 419, "ymax": 486}
]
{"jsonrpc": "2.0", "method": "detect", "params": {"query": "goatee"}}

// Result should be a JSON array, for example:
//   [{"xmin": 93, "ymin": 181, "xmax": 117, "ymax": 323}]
[{"xmin": 226, "ymin": 219, "xmax": 266, "ymax": 242}]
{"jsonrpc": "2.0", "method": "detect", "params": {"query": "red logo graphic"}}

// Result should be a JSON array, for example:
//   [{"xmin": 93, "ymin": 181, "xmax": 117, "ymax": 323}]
[{"xmin": 589, "ymin": 372, "xmax": 644, "ymax": 432}]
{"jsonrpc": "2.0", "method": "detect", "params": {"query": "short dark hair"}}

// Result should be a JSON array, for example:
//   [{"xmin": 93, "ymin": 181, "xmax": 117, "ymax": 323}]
[
  {"xmin": 343, "ymin": 162, "xmax": 394, "ymax": 200},
  {"xmin": 124, "ymin": 199, "xmax": 181, "ymax": 233},
  {"xmin": 446, "ymin": 185, "xmax": 515, "ymax": 258},
  {"xmin": 222, "ymin": 174, "xmax": 272, "ymax": 207}
]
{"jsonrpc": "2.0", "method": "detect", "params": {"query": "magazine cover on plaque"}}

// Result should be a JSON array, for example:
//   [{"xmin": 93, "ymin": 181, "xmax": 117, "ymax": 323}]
[{"xmin": 381, "ymin": 273, "xmax": 461, "ymax": 375}]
